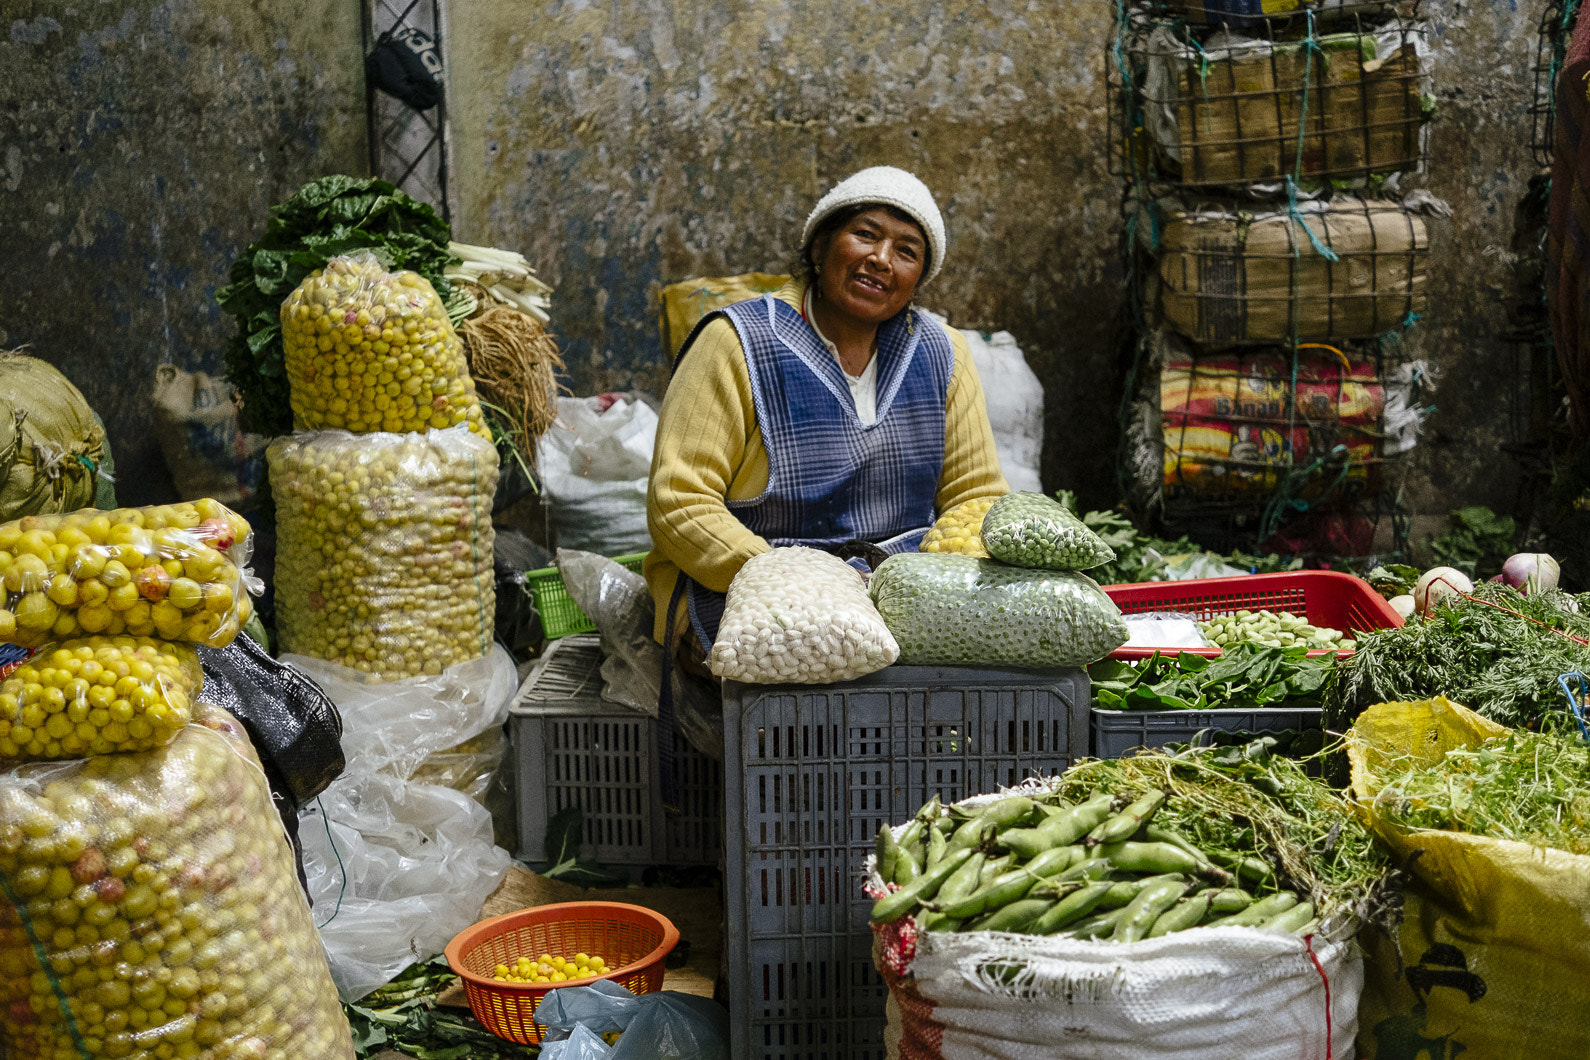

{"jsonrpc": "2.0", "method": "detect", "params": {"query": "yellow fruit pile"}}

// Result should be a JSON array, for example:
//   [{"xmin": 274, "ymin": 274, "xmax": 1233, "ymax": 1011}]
[
  {"xmin": 0, "ymin": 705, "xmax": 355, "ymax": 1059},
  {"xmin": 268, "ymin": 428, "xmax": 498, "ymax": 681},
  {"xmin": 0, "ymin": 502, "xmax": 254, "ymax": 650},
  {"xmin": 280, "ymin": 254, "xmax": 487, "ymax": 436},
  {"xmin": 0, "ymin": 637, "xmax": 200, "ymax": 760},
  {"xmin": 919, "ymin": 496, "xmax": 1001, "ymax": 558},
  {"xmin": 491, "ymin": 951, "xmax": 609, "ymax": 984}
]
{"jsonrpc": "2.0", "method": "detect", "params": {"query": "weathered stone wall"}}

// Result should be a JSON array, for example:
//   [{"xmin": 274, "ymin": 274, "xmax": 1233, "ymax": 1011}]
[
  {"xmin": 449, "ymin": 0, "xmax": 1542, "ymax": 524},
  {"xmin": 1, "ymin": 0, "xmax": 366, "ymax": 505},
  {"xmin": 0, "ymin": 0, "xmax": 1547, "ymax": 529}
]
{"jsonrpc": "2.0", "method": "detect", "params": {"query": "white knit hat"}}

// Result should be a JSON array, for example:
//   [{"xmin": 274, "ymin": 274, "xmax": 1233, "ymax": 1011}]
[{"xmin": 801, "ymin": 166, "xmax": 946, "ymax": 285}]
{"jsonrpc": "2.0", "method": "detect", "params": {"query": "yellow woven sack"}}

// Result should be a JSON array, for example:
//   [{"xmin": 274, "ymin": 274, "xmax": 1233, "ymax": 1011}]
[
  {"xmin": 1348, "ymin": 697, "xmax": 1590, "ymax": 1059},
  {"xmin": 659, "ymin": 273, "xmax": 790, "ymax": 360}
]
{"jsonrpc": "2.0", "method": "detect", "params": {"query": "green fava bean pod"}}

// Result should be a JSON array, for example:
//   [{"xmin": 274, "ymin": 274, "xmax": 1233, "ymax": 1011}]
[
  {"xmin": 1087, "ymin": 789, "xmax": 1167, "ymax": 847},
  {"xmin": 1202, "ymin": 887, "xmax": 1254, "ymax": 914},
  {"xmin": 1065, "ymin": 907, "xmax": 1127, "ymax": 939},
  {"xmin": 875, "ymin": 825, "xmax": 900, "ymax": 883},
  {"xmin": 979, "ymin": 854, "xmax": 1015, "ymax": 886},
  {"xmin": 936, "ymin": 851, "xmax": 986, "ymax": 908},
  {"xmin": 870, "ymin": 847, "xmax": 974, "ymax": 924},
  {"xmin": 1206, "ymin": 891, "xmax": 1298, "ymax": 929},
  {"xmin": 938, "ymin": 845, "xmax": 1077, "ymax": 920},
  {"xmin": 1031, "ymin": 880, "xmax": 1116, "ymax": 935},
  {"xmin": 1089, "ymin": 841, "xmax": 1213, "ymax": 878},
  {"xmin": 1096, "ymin": 872, "xmax": 1186, "ymax": 910},
  {"xmin": 1147, "ymin": 894, "xmax": 1212, "ymax": 938},
  {"xmin": 975, "ymin": 897, "xmax": 1055, "ymax": 934},
  {"xmin": 1001, "ymin": 793, "xmax": 1115, "ymax": 859},
  {"xmin": 1114, "ymin": 876, "xmax": 1191, "ymax": 942},
  {"xmin": 1261, "ymin": 901, "xmax": 1316, "ymax": 934},
  {"xmin": 926, "ymin": 826, "xmax": 948, "ymax": 869},
  {"xmin": 893, "ymin": 848, "xmax": 922, "ymax": 886}
]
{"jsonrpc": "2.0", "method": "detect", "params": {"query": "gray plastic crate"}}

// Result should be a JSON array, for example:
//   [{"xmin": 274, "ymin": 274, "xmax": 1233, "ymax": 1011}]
[
  {"xmin": 723, "ymin": 665, "xmax": 1090, "ymax": 1060},
  {"xmin": 1091, "ymin": 706, "xmax": 1323, "ymax": 758},
  {"xmin": 510, "ymin": 635, "xmax": 722, "ymax": 867}
]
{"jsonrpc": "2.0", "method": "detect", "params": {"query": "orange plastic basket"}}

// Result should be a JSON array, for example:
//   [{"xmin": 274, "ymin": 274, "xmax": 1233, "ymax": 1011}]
[{"xmin": 445, "ymin": 901, "xmax": 680, "ymax": 1045}]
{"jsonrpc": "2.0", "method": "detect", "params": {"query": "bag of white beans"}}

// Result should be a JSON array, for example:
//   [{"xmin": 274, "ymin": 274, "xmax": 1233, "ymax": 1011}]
[{"xmin": 709, "ymin": 547, "xmax": 898, "ymax": 684}]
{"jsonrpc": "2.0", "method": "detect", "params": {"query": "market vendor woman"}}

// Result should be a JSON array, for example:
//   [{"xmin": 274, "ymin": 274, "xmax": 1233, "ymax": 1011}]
[{"xmin": 646, "ymin": 166, "xmax": 1008, "ymax": 667}]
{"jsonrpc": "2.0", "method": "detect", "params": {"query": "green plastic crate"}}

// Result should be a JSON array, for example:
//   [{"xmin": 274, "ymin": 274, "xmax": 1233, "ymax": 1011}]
[{"xmin": 524, "ymin": 552, "xmax": 648, "ymax": 639}]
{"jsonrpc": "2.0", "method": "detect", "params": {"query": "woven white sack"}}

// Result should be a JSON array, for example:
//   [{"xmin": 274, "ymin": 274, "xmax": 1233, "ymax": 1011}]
[{"xmin": 900, "ymin": 922, "xmax": 1361, "ymax": 1060}]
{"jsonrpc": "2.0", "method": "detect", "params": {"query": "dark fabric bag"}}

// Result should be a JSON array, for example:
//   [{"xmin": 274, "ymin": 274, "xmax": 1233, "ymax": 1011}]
[
  {"xmin": 198, "ymin": 635, "xmax": 345, "ymax": 895},
  {"xmin": 365, "ymin": 26, "xmax": 443, "ymax": 110}
]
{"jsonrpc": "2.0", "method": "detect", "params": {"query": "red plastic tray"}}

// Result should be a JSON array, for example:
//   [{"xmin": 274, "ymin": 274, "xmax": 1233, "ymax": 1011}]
[{"xmin": 1101, "ymin": 570, "xmax": 1403, "ymax": 660}]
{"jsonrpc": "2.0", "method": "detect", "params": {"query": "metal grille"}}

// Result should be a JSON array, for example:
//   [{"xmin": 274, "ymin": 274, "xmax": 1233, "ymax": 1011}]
[
  {"xmin": 363, "ymin": 0, "xmax": 451, "ymax": 221},
  {"xmin": 1110, "ymin": 11, "xmax": 1430, "ymax": 189},
  {"xmin": 1532, "ymin": 0, "xmax": 1582, "ymax": 167}
]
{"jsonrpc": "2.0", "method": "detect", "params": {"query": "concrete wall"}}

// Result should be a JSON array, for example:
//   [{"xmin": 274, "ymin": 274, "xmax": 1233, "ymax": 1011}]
[
  {"xmin": 449, "ymin": 0, "xmax": 1543, "ymax": 524},
  {"xmin": 1, "ymin": 0, "xmax": 367, "ymax": 506},
  {"xmin": 0, "ymin": 0, "xmax": 1546, "ymax": 530}
]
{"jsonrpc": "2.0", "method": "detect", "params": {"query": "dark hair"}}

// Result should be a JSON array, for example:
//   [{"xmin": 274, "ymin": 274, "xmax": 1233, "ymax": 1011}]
[{"xmin": 795, "ymin": 203, "xmax": 930, "ymax": 283}]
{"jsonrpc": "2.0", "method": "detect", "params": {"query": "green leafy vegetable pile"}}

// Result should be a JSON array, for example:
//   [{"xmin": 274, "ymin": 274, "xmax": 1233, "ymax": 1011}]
[
  {"xmin": 1365, "ymin": 563, "xmax": 1420, "ymax": 599},
  {"xmin": 346, "ymin": 956, "xmax": 537, "ymax": 1059},
  {"xmin": 1055, "ymin": 492, "xmax": 1299, "ymax": 585},
  {"xmin": 218, "ymin": 175, "xmax": 458, "ymax": 435},
  {"xmin": 1326, "ymin": 583, "xmax": 1590, "ymax": 729},
  {"xmin": 1091, "ymin": 644, "xmax": 1336, "ymax": 711},
  {"xmin": 1426, "ymin": 506, "xmax": 1516, "ymax": 581},
  {"xmin": 1364, "ymin": 727, "xmax": 1590, "ymax": 855}
]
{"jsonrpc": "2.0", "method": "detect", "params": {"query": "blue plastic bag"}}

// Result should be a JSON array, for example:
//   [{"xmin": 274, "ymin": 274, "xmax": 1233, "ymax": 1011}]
[{"xmin": 537, "ymin": 981, "xmax": 728, "ymax": 1060}]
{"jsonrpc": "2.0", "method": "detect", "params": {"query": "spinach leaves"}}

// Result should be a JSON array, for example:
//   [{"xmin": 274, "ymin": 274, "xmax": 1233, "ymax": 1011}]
[{"xmin": 1091, "ymin": 643, "xmax": 1336, "ymax": 712}]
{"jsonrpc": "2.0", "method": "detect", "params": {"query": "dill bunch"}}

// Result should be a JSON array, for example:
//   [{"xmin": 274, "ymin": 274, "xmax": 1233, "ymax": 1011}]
[{"xmin": 1326, "ymin": 583, "xmax": 1590, "ymax": 729}]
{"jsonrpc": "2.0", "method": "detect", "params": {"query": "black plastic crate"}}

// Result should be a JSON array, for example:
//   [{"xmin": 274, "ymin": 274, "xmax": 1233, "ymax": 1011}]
[
  {"xmin": 1092, "ymin": 706, "xmax": 1323, "ymax": 759},
  {"xmin": 723, "ymin": 665, "xmax": 1090, "ymax": 1059}
]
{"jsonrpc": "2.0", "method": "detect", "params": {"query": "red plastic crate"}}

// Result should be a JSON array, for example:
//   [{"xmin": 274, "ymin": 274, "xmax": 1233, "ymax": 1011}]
[{"xmin": 1101, "ymin": 570, "xmax": 1403, "ymax": 660}]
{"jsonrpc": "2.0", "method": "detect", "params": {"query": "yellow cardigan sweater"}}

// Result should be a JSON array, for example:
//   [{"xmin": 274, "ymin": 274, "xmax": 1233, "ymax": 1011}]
[{"xmin": 644, "ymin": 278, "xmax": 1009, "ymax": 643}]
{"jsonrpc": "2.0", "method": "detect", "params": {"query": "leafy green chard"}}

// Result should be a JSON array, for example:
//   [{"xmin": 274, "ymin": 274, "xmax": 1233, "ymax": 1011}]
[
  {"xmin": 1091, "ymin": 643, "xmax": 1335, "ymax": 712},
  {"xmin": 218, "ymin": 175, "xmax": 459, "ymax": 436}
]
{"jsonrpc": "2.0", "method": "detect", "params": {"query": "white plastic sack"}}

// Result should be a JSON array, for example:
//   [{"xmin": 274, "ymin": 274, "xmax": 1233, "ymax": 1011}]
[
  {"xmin": 925, "ymin": 311, "xmax": 1044, "ymax": 493},
  {"xmin": 710, "ymin": 546, "xmax": 898, "ymax": 683},
  {"xmin": 538, "ymin": 980, "xmax": 729, "ymax": 1060},
  {"xmin": 889, "ymin": 925, "xmax": 1361, "ymax": 1060},
  {"xmin": 538, "ymin": 394, "xmax": 656, "ymax": 555},
  {"xmin": 290, "ymin": 647, "xmax": 517, "ymax": 1000}
]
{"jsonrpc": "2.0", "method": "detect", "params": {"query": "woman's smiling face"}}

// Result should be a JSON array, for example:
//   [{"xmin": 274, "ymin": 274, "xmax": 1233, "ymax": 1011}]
[{"xmin": 813, "ymin": 207, "xmax": 927, "ymax": 325}]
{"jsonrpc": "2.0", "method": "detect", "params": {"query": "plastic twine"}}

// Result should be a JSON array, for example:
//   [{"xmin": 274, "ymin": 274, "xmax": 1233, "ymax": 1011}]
[
  {"xmin": 312, "ymin": 796, "xmax": 350, "ymax": 929},
  {"xmin": 1557, "ymin": 673, "xmax": 1590, "ymax": 743},
  {"xmin": 1303, "ymin": 933, "xmax": 1335, "ymax": 1060},
  {"xmin": 1285, "ymin": 12, "xmax": 1339, "ymax": 263},
  {"xmin": 0, "ymin": 872, "xmax": 93, "ymax": 1059}
]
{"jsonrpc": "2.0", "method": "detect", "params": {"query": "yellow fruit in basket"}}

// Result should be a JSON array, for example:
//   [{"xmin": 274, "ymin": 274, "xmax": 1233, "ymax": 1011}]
[
  {"xmin": 268, "ymin": 429, "xmax": 497, "ymax": 682},
  {"xmin": 0, "ymin": 503, "xmax": 254, "ymax": 650},
  {"xmin": 280, "ymin": 255, "xmax": 486, "ymax": 436},
  {"xmin": 0, "ymin": 706, "xmax": 355, "ymax": 1058},
  {"xmin": 920, "ymin": 496, "xmax": 1000, "ymax": 558},
  {"xmin": 490, "ymin": 951, "xmax": 611, "ymax": 984}
]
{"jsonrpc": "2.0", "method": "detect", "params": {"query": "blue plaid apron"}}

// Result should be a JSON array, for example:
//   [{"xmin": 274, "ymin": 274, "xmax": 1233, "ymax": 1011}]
[{"xmin": 672, "ymin": 293, "xmax": 953, "ymax": 652}]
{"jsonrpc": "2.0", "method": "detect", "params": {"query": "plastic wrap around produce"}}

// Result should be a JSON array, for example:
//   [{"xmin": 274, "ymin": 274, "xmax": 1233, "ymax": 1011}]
[
  {"xmin": 871, "ymin": 553, "xmax": 1128, "ymax": 668},
  {"xmin": 710, "ymin": 547, "xmax": 898, "ymax": 684},
  {"xmin": 0, "ymin": 704, "xmax": 356, "ymax": 1059},
  {"xmin": 279, "ymin": 253, "xmax": 486, "ymax": 436},
  {"xmin": 290, "ymin": 648, "xmax": 515, "ymax": 1000},
  {"xmin": 919, "ymin": 497, "xmax": 996, "ymax": 558},
  {"xmin": 0, "ymin": 636, "xmax": 201, "ymax": 760},
  {"xmin": 0, "ymin": 502, "xmax": 256, "ymax": 650},
  {"xmin": 269, "ymin": 427, "xmax": 498, "ymax": 682},
  {"xmin": 981, "ymin": 492, "xmax": 1116, "ymax": 571}
]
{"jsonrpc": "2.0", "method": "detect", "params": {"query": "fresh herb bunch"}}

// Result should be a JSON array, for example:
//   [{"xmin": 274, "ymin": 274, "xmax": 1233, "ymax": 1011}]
[
  {"xmin": 218, "ymin": 175, "xmax": 458, "ymax": 435},
  {"xmin": 1326, "ymin": 583, "xmax": 1590, "ymax": 729},
  {"xmin": 1054, "ymin": 492, "xmax": 1297, "ymax": 584},
  {"xmin": 1365, "ymin": 727, "xmax": 1590, "ymax": 855},
  {"xmin": 1426, "ymin": 506, "xmax": 1517, "ymax": 581},
  {"xmin": 1050, "ymin": 744, "xmax": 1394, "ymax": 931},
  {"xmin": 1091, "ymin": 644, "xmax": 1336, "ymax": 711}
]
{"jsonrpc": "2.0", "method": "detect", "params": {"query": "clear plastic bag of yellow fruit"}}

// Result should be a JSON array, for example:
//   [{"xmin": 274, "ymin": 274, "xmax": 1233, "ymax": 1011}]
[
  {"xmin": 280, "ymin": 253, "xmax": 487, "ymax": 436},
  {"xmin": 269, "ymin": 427, "xmax": 498, "ymax": 682},
  {"xmin": 0, "ymin": 501, "xmax": 257, "ymax": 650},
  {"xmin": 0, "ymin": 637, "xmax": 201, "ymax": 761},
  {"xmin": 919, "ymin": 496, "xmax": 1000, "ymax": 558},
  {"xmin": 0, "ymin": 703, "xmax": 356, "ymax": 1060}
]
